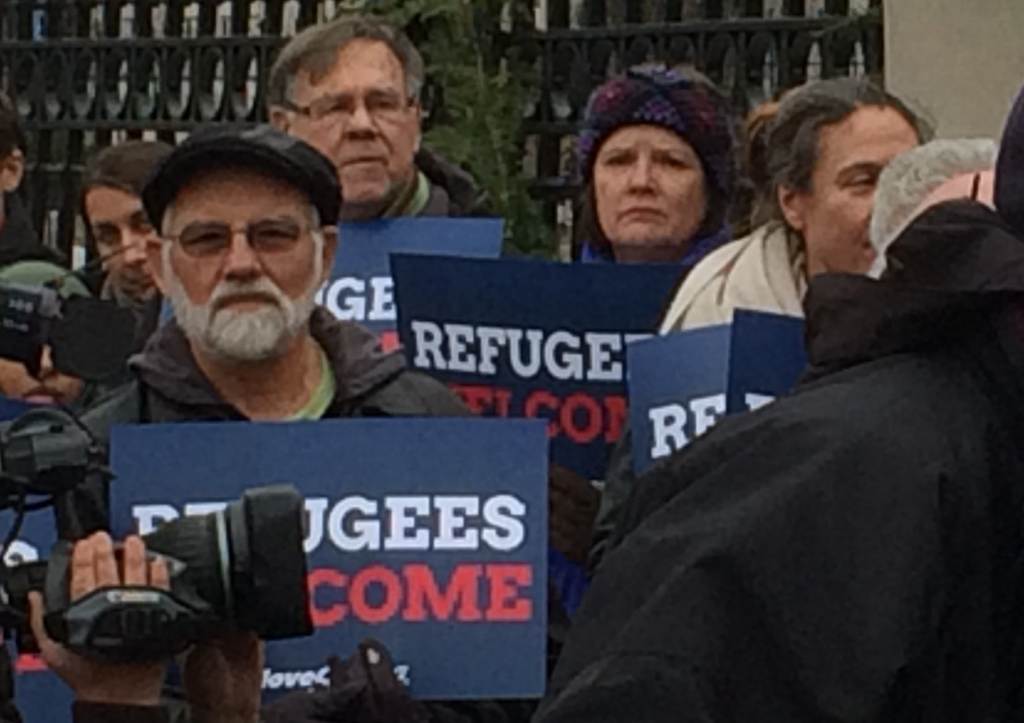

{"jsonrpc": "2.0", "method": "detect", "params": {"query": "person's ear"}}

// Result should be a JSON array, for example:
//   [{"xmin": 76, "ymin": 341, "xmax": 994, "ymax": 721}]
[
  {"xmin": 320, "ymin": 226, "xmax": 338, "ymax": 285},
  {"xmin": 146, "ymin": 238, "xmax": 170, "ymax": 296},
  {"xmin": 269, "ymin": 107, "xmax": 291, "ymax": 133},
  {"xmin": 0, "ymin": 149, "xmax": 25, "ymax": 194},
  {"xmin": 778, "ymin": 184, "xmax": 809, "ymax": 233}
]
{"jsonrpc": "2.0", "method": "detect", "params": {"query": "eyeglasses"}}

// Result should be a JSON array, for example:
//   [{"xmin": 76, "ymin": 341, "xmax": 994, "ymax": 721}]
[
  {"xmin": 168, "ymin": 218, "xmax": 308, "ymax": 258},
  {"xmin": 281, "ymin": 89, "xmax": 414, "ymax": 126}
]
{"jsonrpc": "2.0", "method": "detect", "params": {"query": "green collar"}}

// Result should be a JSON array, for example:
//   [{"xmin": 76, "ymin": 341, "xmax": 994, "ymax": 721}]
[
  {"xmin": 383, "ymin": 171, "xmax": 431, "ymax": 218},
  {"xmin": 288, "ymin": 346, "xmax": 336, "ymax": 421}
]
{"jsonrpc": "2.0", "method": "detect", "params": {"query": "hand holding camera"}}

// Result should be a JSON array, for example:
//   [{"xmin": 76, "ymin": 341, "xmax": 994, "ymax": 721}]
[{"xmin": 28, "ymin": 532, "xmax": 169, "ymax": 707}]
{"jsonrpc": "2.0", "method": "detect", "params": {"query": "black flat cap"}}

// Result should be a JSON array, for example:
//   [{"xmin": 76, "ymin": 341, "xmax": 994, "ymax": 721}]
[{"xmin": 141, "ymin": 125, "xmax": 341, "ymax": 228}]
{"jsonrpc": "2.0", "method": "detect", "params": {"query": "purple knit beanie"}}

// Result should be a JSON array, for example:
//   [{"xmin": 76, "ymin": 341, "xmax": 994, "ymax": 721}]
[{"xmin": 576, "ymin": 67, "xmax": 736, "ymax": 234}]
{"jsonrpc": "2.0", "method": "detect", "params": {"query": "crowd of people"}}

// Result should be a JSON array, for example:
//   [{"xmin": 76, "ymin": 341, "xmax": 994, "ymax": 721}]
[{"xmin": 0, "ymin": 10, "xmax": 1022, "ymax": 723}]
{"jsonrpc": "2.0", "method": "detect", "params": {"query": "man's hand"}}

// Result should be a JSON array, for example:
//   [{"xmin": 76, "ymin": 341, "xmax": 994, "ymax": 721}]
[
  {"xmin": 28, "ymin": 532, "xmax": 170, "ymax": 706},
  {"xmin": 183, "ymin": 631, "xmax": 263, "ymax": 723}
]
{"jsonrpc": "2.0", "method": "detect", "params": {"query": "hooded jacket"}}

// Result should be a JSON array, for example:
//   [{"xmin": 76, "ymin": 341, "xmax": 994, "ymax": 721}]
[{"xmin": 534, "ymin": 201, "xmax": 1024, "ymax": 723}]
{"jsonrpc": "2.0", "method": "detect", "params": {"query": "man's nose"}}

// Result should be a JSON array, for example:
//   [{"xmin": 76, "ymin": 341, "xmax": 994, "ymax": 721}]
[
  {"xmin": 123, "ymin": 233, "xmax": 148, "ymax": 266},
  {"xmin": 344, "ymin": 101, "xmax": 377, "ymax": 137},
  {"xmin": 223, "ymin": 231, "xmax": 261, "ymax": 278}
]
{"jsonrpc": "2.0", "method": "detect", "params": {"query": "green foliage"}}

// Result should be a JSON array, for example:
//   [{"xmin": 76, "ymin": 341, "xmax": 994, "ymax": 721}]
[{"xmin": 343, "ymin": 0, "xmax": 555, "ymax": 255}]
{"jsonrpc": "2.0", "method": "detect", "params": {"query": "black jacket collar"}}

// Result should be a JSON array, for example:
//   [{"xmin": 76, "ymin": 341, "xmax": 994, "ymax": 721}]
[{"xmin": 805, "ymin": 201, "xmax": 1024, "ymax": 377}]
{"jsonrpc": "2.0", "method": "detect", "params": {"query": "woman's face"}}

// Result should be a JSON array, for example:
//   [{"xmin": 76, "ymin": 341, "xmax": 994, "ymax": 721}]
[
  {"xmin": 0, "ymin": 346, "xmax": 84, "ymax": 406},
  {"xmin": 593, "ymin": 124, "xmax": 709, "ymax": 263}
]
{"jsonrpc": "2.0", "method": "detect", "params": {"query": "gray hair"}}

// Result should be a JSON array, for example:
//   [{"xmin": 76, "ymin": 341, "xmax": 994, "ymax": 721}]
[
  {"xmin": 868, "ymin": 138, "xmax": 997, "ymax": 277},
  {"xmin": 268, "ymin": 16, "xmax": 425, "ymax": 109},
  {"xmin": 763, "ymin": 78, "xmax": 930, "ymax": 228}
]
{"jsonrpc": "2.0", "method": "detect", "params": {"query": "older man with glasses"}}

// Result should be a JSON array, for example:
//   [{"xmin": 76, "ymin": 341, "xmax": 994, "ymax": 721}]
[
  {"xmin": 268, "ymin": 15, "xmax": 489, "ymax": 221},
  {"xmin": 82, "ymin": 125, "xmax": 466, "ymax": 429},
  {"xmin": 28, "ymin": 124, "xmax": 471, "ymax": 723}
]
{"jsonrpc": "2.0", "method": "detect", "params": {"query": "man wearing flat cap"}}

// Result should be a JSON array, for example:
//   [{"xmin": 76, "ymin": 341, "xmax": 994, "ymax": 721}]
[
  {"xmin": 23, "ymin": 127, "xmax": 469, "ymax": 721},
  {"xmin": 84, "ymin": 125, "xmax": 465, "ymax": 427}
]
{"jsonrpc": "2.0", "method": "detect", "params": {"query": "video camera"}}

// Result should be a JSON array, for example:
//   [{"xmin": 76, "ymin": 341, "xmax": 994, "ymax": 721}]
[
  {"xmin": 0, "ymin": 408, "xmax": 313, "ymax": 662},
  {"xmin": 0, "ymin": 279, "xmax": 137, "ymax": 381}
]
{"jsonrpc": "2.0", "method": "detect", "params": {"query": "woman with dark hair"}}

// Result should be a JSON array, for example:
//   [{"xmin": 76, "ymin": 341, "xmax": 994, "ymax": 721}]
[
  {"xmin": 660, "ymin": 77, "xmax": 927, "ymax": 331},
  {"xmin": 81, "ymin": 140, "xmax": 173, "ymax": 351},
  {"xmin": 573, "ymin": 67, "xmax": 737, "ymax": 268}
]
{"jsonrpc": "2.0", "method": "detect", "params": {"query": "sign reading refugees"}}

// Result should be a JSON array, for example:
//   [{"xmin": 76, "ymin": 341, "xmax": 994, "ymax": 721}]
[
  {"xmin": 318, "ymin": 218, "xmax": 504, "ymax": 349},
  {"xmin": 627, "ymin": 310, "xmax": 808, "ymax": 475},
  {"xmin": 392, "ymin": 255, "xmax": 681, "ymax": 479},
  {"xmin": 104, "ymin": 418, "xmax": 547, "ymax": 703}
]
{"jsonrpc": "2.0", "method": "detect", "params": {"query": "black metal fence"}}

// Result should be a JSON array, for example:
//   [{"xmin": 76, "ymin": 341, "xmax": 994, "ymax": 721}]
[{"xmin": 0, "ymin": 0, "xmax": 882, "ymax": 259}]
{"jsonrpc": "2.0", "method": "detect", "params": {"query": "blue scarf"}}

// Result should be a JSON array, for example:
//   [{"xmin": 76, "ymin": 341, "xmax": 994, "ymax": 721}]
[{"xmin": 580, "ymin": 224, "xmax": 732, "ymax": 268}]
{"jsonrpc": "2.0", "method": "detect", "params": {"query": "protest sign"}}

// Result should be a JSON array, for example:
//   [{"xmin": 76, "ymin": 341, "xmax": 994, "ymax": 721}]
[
  {"xmin": 628, "ymin": 310, "xmax": 807, "ymax": 475},
  {"xmin": 317, "ymin": 218, "xmax": 504, "ymax": 349},
  {"xmin": 0, "ymin": 404, "xmax": 70, "ymax": 723},
  {"xmin": 101, "ymin": 418, "xmax": 548, "ymax": 703},
  {"xmin": 4, "ymin": 504, "xmax": 69, "ymax": 723},
  {"xmin": 393, "ymin": 255, "xmax": 681, "ymax": 480}
]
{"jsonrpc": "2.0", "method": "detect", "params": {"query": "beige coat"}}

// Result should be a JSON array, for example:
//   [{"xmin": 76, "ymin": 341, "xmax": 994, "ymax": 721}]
[{"xmin": 659, "ymin": 223, "xmax": 808, "ymax": 333}]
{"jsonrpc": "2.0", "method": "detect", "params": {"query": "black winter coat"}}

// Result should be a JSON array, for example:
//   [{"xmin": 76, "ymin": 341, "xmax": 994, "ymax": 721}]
[{"xmin": 534, "ymin": 201, "xmax": 1024, "ymax": 723}]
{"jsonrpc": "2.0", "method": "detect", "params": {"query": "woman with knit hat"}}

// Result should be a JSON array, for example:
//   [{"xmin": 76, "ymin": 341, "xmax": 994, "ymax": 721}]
[{"xmin": 574, "ymin": 67, "xmax": 737, "ymax": 268}]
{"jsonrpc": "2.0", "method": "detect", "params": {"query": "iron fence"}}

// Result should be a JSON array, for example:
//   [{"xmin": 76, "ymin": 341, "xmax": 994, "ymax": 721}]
[{"xmin": 0, "ymin": 0, "xmax": 881, "ymax": 258}]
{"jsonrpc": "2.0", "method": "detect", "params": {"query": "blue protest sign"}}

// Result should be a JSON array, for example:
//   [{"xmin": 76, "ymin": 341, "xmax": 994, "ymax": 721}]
[
  {"xmin": 392, "ymin": 255, "xmax": 681, "ymax": 480},
  {"xmin": 628, "ymin": 310, "xmax": 807, "ymax": 475},
  {"xmin": 1, "ymin": 505, "xmax": 71, "ymax": 722},
  {"xmin": 106, "ymin": 418, "xmax": 547, "ymax": 702},
  {"xmin": 316, "ymin": 218, "xmax": 504, "ymax": 349}
]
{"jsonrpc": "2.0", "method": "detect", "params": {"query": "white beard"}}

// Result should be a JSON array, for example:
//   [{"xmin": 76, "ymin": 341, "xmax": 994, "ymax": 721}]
[{"xmin": 163, "ymin": 244, "xmax": 322, "ymax": 362}]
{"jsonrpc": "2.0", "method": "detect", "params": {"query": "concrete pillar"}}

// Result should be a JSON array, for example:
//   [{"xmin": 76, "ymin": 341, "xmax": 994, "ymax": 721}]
[{"xmin": 885, "ymin": 0, "xmax": 1024, "ymax": 138}]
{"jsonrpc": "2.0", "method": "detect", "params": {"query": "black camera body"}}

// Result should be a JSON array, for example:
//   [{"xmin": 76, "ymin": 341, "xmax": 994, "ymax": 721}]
[{"xmin": 0, "ymin": 279, "xmax": 136, "ymax": 381}]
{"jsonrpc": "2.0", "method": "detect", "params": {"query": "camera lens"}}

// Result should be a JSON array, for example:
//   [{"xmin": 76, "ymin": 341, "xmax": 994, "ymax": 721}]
[
  {"xmin": 141, "ymin": 484, "xmax": 312, "ymax": 639},
  {"xmin": 227, "ymin": 485, "xmax": 312, "ymax": 639},
  {"xmin": 143, "ymin": 511, "xmax": 230, "ymax": 615}
]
